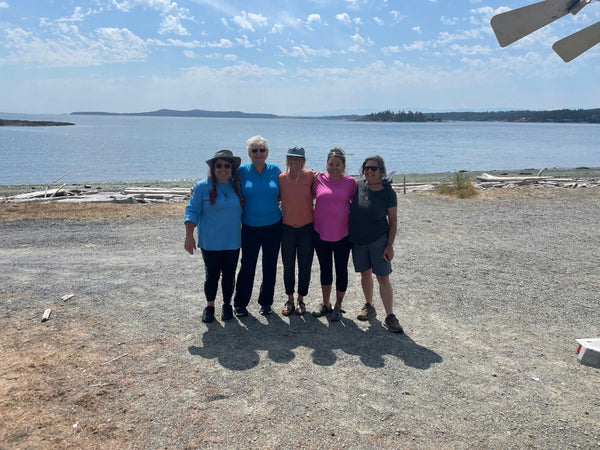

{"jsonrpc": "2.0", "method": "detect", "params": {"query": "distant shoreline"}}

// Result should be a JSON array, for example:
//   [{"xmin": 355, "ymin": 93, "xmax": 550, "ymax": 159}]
[
  {"xmin": 0, "ymin": 118, "xmax": 75, "ymax": 127},
  {"xmin": 68, "ymin": 107, "xmax": 600, "ymax": 124}
]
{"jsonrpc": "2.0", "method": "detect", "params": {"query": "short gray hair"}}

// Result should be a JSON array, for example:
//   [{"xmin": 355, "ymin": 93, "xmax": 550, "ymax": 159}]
[{"xmin": 246, "ymin": 135, "xmax": 269, "ymax": 156}]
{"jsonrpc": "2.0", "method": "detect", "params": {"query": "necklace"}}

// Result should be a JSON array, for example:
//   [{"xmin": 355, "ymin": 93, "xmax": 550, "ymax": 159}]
[{"xmin": 218, "ymin": 183, "xmax": 230, "ymax": 199}]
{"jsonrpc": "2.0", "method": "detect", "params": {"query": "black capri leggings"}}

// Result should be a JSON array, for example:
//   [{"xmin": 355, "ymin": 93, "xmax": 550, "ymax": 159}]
[{"xmin": 313, "ymin": 231, "xmax": 352, "ymax": 293}]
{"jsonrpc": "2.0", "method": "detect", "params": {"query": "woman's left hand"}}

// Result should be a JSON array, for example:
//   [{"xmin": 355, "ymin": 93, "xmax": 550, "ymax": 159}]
[{"xmin": 383, "ymin": 244, "xmax": 394, "ymax": 262}]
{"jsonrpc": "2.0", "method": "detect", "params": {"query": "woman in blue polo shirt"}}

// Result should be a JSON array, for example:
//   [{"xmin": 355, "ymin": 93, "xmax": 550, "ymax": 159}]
[
  {"xmin": 233, "ymin": 135, "xmax": 282, "ymax": 316},
  {"xmin": 184, "ymin": 149, "xmax": 243, "ymax": 323}
]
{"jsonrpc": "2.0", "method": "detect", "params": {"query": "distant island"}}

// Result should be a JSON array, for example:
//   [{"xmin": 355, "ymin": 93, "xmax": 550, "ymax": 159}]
[
  {"xmin": 71, "ymin": 109, "xmax": 280, "ymax": 119},
  {"xmin": 70, "ymin": 108, "xmax": 364, "ymax": 120},
  {"xmin": 0, "ymin": 119, "xmax": 75, "ymax": 127},
  {"xmin": 69, "ymin": 107, "xmax": 600, "ymax": 123}
]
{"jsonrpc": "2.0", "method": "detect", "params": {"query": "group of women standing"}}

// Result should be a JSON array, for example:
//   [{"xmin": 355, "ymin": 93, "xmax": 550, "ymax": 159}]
[{"xmin": 184, "ymin": 136, "xmax": 403, "ymax": 333}]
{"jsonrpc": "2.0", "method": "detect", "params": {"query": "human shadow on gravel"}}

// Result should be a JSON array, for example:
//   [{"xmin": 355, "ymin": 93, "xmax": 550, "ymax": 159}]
[{"xmin": 188, "ymin": 311, "xmax": 442, "ymax": 371}]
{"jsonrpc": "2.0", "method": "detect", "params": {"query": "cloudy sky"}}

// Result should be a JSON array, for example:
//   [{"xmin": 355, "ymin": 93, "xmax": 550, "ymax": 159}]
[{"xmin": 1, "ymin": 0, "xmax": 599, "ymax": 115}]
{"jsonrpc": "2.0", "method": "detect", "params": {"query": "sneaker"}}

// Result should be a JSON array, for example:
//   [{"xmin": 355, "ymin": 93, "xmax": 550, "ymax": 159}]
[
  {"xmin": 202, "ymin": 306, "xmax": 215, "ymax": 323},
  {"xmin": 384, "ymin": 314, "xmax": 404, "ymax": 333},
  {"xmin": 234, "ymin": 305, "xmax": 249, "ymax": 317},
  {"xmin": 260, "ymin": 305, "xmax": 273, "ymax": 316},
  {"xmin": 221, "ymin": 304, "xmax": 233, "ymax": 321},
  {"xmin": 357, "ymin": 303, "xmax": 376, "ymax": 321},
  {"xmin": 330, "ymin": 308, "xmax": 342, "ymax": 322},
  {"xmin": 312, "ymin": 303, "xmax": 332, "ymax": 317}
]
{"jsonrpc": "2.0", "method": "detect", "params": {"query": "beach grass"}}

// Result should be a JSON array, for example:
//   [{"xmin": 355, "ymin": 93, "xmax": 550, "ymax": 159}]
[{"xmin": 434, "ymin": 171, "xmax": 478, "ymax": 198}]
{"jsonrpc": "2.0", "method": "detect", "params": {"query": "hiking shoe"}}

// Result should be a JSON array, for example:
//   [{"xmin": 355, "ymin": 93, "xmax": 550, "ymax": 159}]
[
  {"xmin": 384, "ymin": 314, "xmax": 404, "ymax": 333},
  {"xmin": 260, "ymin": 305, "xmax": 273, "ymax": 316},
  {"xmin": 330, "ymin": 308, "xmax": 342, "ymax": 322},
  {"xmin": 202, "ymin": 306, "xmax": 215, "ymax": 323},
  {"xmin": 234, "ymin": 306, "xmax": 249, "ymax": 317},
  {"xmin": 357, "ymin": 303, "xmax": 376, "ymax": 321},
  {"xmin": 221, "ymin": 304, "xmax": 233, "ymax": 321},
  {"xmin": 312, "ymin": 303, "xmax": 332, "ymax": 317}
]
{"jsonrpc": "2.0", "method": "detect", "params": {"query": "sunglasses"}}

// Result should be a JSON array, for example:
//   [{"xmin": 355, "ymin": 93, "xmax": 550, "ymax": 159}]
[
  {"xmin": 364, "ymin": 166, "xmax": 380, "ymax": 171},
  {"xmin": 251, "ymin": 148, "xmax": 267, "ymax": 153},
  {"xmin": 215, "ymin": 162, "xmax": 232, "ymax": 169}
]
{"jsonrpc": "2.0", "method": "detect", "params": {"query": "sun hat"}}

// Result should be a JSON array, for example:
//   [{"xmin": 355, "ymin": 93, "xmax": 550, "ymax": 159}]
[
  {"xmin": 206, "ymin": 149, "xmax": 241, "ymax": 170},
  {"xmin": 286, "ymin": 146, "xmax": 305, "ymax": 158}
]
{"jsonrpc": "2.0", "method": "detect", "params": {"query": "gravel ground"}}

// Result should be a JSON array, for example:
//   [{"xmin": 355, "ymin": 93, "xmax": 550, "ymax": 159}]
[{"xmin": 1, "ymin": 188, "xmax": 599, "ymax": 449}]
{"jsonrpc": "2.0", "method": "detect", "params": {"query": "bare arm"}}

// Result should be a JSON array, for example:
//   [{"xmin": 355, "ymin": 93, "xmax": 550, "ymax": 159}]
[
  {"xmin": 383, "ymin": 206, "xmax": 397, "ymax": 262},
  {"xmin": 184, "ymin": 220, "xmax": 197, "ymax": 255}
]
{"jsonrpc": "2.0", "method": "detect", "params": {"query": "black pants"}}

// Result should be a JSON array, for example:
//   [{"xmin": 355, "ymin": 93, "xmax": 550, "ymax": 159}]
[
  {"xmin": 200, "ymin": 249, "xmax": 240, "ymax": 304},
  {"xmin": 281, "ymin": 223, "xmax": 314, "ymax": 296},
  {"xmin": 313, "ymin": 232, "xmax": 352, "ymax": 293},
  {"xmin": 233, "ymin": 221, "xmax": 282, "ymax": 307}
]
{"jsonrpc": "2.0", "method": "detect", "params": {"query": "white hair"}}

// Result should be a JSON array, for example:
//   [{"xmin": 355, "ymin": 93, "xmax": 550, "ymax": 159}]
[{"xmin": 246, "ymin": 135, "xmax": 269, "ymax": 156}]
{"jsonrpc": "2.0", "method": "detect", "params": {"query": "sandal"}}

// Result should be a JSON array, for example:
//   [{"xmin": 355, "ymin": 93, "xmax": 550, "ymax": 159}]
[
  {"xmin": 281, "ymin": 301, "xmax": 294, "ymax": 316},
  {"xmin": 295, "ymin": 301, "xmax": 306, "ymax": 315}
]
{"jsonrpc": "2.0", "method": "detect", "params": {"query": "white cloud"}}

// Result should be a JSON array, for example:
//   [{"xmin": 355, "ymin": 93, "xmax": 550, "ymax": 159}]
[
  {"xmin": 235, "ymin": 35, "xmax": 253, "ymax": 48},
  {"xmin": 412, "ymin": 26, "xmax": 422, "ymax": 34},
  {"xmin": 307, "ymin": 14, "xmax": 322, "ymax": 25},
  {"xmin": 336, "ymin": 13, "xmax": 351, "ymax": 26},
  {"xmin": 207, "ymin": 38, "xmax": 233, "ymax": 48},
  {"xmin": 232, "ymin": 11, "xmax": 268, "ymax": 32},
  {"xmin": 280, "ymin": 44, "xmax": 333, "ymax": 61},
  {"xmin": 449, "ymin": 44, "xmax": 492, "ymax": 56},
  {"xmin": 403, "ymin": 41, "xmax": 427, "ymax": 51},
  {"xmin": 374, "ymin": 17, "xmax": 384, "ymax": 26},
  {"xmin": 381, "ymin": 45, "xmax": 401, "ymax": 55},
  {"xmin": 441, "ymin": 16, "xmax": 459, "ymax": 26},
  {"xmin": 0, "ymin": 2, "xmax": 8, "ymax": 8},
  {"xmin": 56, "ymin": 6, "xmax": 91, "ymax": 22},
  {"xmin": 108, "ymin": 0, "xmax": 193, "ymax": 35},
  {"xmin": 0, "ymin": 24, "xmax": 149, "ymax": 67},
  {"xmin": 270, "ymin": 23, "xmax": 284, "ymax": 34},
  {"xmin": 159, "ymin": 15, "xmax": 189, "ymax": 35},
  {"xmin": 390, "ymin": 11, "xmax": 406, "ymax": 22}
]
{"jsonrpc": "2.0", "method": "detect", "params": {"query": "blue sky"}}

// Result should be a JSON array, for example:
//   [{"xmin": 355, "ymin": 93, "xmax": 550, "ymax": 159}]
[{"xmin": 1, "ymin": 0, "xmax": 599, "ymax": 115}]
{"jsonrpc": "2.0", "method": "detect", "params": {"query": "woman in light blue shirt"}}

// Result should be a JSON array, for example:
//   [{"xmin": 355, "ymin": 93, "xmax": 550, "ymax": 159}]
[
  {"xmin": 233, "ymin": 135, "xmax": 282, "ymax": 317},
  {"xmin": 185, "ymin": 149, "xmax": 243, "ymax": 323}
]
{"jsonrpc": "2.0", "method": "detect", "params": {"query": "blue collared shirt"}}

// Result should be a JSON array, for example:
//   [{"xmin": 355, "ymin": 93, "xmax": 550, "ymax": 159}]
[
  {"xmin": 238, "ymin": 162, "xmax": 282, "ymax": 226},
  {"xmin": 184, "ymin": 178, "xmax": 242, "ymax": 250}
]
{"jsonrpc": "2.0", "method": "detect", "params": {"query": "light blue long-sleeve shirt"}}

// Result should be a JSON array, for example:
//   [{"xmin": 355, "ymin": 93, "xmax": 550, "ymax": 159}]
[{"xmin": 184, "ymin": 178, "xmax": 242, "ymax": 250}]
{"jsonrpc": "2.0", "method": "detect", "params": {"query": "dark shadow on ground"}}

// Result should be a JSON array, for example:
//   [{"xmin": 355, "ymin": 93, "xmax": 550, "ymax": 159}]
[{"xmin": 188, "ymin": 311, "xmax": 442, "ymax": 371}]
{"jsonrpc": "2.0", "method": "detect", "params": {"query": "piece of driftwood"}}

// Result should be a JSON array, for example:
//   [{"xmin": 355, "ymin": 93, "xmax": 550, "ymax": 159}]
[
  {"xmin": 41, "ymin": 309, "xmax": 52, "ymax": 322},
  {"xmin": 122, "ymin": 187, "xmax": 191, "ymax": 196},
  {"xmin": 476, "ymin": 173, "xmax": 574, "ymax": 183},
  {"xmin": 61, "ymin": 294, "xmax": 75, "ymax": 302}
]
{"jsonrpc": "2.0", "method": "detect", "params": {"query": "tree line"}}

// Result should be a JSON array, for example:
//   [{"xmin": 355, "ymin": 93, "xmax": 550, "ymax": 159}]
[{"xmin": 359, "ymin": 108, "xmax": 600, "ymax": 123}]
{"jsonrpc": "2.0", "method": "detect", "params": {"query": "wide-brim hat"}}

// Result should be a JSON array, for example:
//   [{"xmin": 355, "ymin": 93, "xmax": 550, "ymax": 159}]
[
  {"xmin": 286, "ymin": 146, "xmax": 305, "ymax": 158},
  {"xmin": 206, "ymin": 149, "xmax": 241, "ymax": 170}
]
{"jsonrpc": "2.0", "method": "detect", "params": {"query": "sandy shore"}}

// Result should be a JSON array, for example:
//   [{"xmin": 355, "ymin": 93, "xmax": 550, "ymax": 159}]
[{"xmin": 1, "ymin": 188, "xmax": 599, "ymax": 448}]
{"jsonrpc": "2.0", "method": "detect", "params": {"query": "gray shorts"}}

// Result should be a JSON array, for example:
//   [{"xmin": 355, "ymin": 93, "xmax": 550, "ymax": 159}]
[{"xmin": 352, "ymin": 233, "xmax": 392, "ymax": 276}]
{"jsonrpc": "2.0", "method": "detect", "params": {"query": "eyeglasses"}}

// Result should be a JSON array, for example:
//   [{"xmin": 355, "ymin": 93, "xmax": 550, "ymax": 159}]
[
  {"xmin": 215, "ymin": 163, "xmax": 231, "ymax": 169},
  {"xmin": 251, "ymin": 148, "xmax": 267, "ymax": 153},
  {"xmin": 364, "ymin": 166, "xmax": 380, "ymax": 172}
]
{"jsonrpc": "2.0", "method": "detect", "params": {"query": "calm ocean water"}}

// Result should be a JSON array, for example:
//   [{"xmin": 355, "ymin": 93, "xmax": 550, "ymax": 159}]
[{"xmin": 1, "ymin": 112, "xmax": 599, "ymax": 185}]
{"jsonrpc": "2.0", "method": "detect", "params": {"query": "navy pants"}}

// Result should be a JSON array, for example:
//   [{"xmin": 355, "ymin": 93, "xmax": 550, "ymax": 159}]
[
  {"xmin": 234, "ymin": 221, "xmax": 282, "ymax": 307},
  {"xmin": 281, "ymin": 223, "xmax": 314, "ymax": 296},
  {"xmin": 200, "ymin": 249, "xmax": 240, "ymax": 304}
]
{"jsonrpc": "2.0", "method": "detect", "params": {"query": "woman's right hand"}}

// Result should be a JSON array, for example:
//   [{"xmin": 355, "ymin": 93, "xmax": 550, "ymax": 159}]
[{"xmin": 184, "ymin": 235, "xmax": 196, "ymax": 255}]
